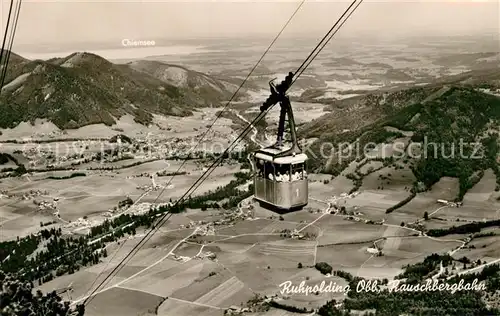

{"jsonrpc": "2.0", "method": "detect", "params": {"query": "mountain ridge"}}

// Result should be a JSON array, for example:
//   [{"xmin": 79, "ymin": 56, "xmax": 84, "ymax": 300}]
[
  {"xmin": 301, "ymin": 79, "xmax": 500, "ymax": 201},
  {"xmin": 127, "ymin": 59, "xmax": 239, "ymax": 106},
  {"xmin": 0, "ymin": 51, "xmax": 238, "ymax": 129}
]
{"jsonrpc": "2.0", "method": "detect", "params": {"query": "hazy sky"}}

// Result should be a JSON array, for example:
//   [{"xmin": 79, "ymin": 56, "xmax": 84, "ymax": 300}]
[{"xmin": 2, "ymin": 0, "xmax": 499, "ymax": 49}]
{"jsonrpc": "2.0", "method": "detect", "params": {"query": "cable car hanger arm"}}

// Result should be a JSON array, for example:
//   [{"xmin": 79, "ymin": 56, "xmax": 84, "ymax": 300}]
[
  {"xmin": 259, "ymin": 72, "xmax": 301, "ymax": 157},
  {"xmin": 260, "ymin": 71, "xmax": 294, "ymax": 112}
]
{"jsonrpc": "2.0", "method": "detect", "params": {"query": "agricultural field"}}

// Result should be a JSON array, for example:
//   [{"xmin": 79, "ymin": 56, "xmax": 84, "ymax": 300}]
[
  {"xmin": 30, "ymin": 182, "xmax": 492, "ymax": 315},
  {"xmin": 157, "ymin": 297, "xmax": 223, "ymax": 316},
  {"xmin": 5, "ymin": 150, "xmax": 500, "ymax": 316},
  {"xmin": 0, "ymin": 154, "xmax": 240, "ymax": 241},
  {"xmin": 0, "ymin": 199, "xmax": 60, "ymax": 241},
  {"xmin": 452, "ymin": 235, "xmax": 500, "ymax": 263},
  {"xmin": 315, "ymin": 216, "xmax": 413, "ymax": 246},
  {"xmin": 5, "ymin": 120, "xmax": 499, "ymax": 315},
  {"xmin": 84, "ymin": 287, "xmax": 165, "ymax": 316},
  {"xmin": 308, "ymin": 173, "xmax": 355, "ymax": 199}
]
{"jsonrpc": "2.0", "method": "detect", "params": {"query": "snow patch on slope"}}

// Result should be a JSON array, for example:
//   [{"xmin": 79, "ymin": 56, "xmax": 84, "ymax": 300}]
[
  {"xmin": 158, "ymin": 66, "xmax": 189, "ymax": 87},
  {"xmin": 1, "ymin": 73, "xmax": 30, "ymax": 92}
]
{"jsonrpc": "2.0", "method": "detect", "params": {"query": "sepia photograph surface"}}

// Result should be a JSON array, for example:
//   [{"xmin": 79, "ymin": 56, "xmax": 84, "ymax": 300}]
[{"xmin": 1, "ymin": 1, "xmax": 499, "ymax": 315}]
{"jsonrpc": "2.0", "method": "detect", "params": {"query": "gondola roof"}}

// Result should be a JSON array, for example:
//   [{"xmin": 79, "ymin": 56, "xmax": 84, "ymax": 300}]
[{"xmin": 255, "ymin": 151, "xmax": 307, "ymax": 164}]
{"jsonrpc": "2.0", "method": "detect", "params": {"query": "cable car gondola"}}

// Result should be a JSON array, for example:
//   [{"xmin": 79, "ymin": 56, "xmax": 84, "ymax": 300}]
[{"xmin": 251, "ymin": 72, "xmax": 308, "ymax": 212}]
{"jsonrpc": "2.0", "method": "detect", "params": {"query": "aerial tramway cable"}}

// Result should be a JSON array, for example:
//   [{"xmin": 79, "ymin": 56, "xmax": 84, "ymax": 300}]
[
  {"xmin": 83, "ymin": 0, "xmax": 361, "ymax": 305},
  {"xmin": 81, "ymin": 0, "xmax": 306, "ymax": 305},
  {"xmin": 161, "ymin": 0, "xmax": 365, "ymax": 211},
  {"xmin": 292, "ymin": 0, "xmax": 363, "ymax": 86},
  {"xmin": 0, "ymin": 0, "xmax": 21, "ymax": 90},
  {"xmin": 293, "ymin": 0, "xmax": 360, "ymax": 77},
  {"xmin": 26, "ymin": 0, "xmax": 305, "ymax": 302},
  {"xmin": 0, "ymin": 0, "xmax": 22, "ymax": 90},
  {"xmin": 81, "ymin": 108, "xmax": 269, "ymax": 307},
  {"xmin": 0, "ymin": 0, "xmax": 14, "ymax": 71},
  {"xmin": 151, "ymin": 0, "xmax": 307, "ymax": 206},
  {"xmin": 189, "ymin": 0, "xmax": 363, "ymax": 197}
]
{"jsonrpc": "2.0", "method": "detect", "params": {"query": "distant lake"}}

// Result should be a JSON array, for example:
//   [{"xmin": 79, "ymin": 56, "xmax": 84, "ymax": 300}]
[{"xmin": 17, "ymin": 45, "xmax": 220, "ymax": 61}]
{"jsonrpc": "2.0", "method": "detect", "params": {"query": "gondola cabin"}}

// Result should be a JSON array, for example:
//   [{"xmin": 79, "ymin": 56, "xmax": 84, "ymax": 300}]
[
  {"xmin": 251, "ymin": 72, "xmax": 308, "ymax": 212},
  {"xmin": 253, "ymin": 147, "xmax": 308, "ymax": 211}
]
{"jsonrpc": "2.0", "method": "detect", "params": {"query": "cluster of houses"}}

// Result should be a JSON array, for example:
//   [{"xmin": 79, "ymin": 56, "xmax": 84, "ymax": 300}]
[
  {"xmin": 34, "ymin": 199, "xmax": 58, "ymax": 211},
  {"xmin": 20, "ymin": 189, "xmax": 48, "ymax": 201}
]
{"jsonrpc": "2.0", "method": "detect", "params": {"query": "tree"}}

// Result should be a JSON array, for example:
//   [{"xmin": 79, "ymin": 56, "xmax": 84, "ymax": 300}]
[
  {"xmin": 298, "ymin": 262, "xmax": 303, "ymax": 269},
  {"xmin": 14, "ymin": 164, "xmax": 27, "ymax": 176},
  {"xmin": 0, "ymin": 271, "xmax": 82, "ymax": 315},
  {"xmin": 424, "ymin": 211, "xmax": 429, "ymax": 221},
  {"xmin": 318, "ymin": 300, "xmax": 343, "ymax": 316},
  {"xmin": 315, "ymin": 262, "xmax": 333, "ymax": 275},
  {"xmin": 76, "ymin": 304, "xmax": 85, "ymax": 316}
]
